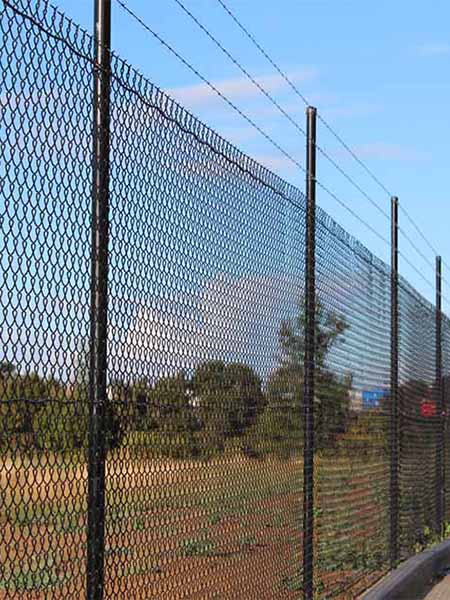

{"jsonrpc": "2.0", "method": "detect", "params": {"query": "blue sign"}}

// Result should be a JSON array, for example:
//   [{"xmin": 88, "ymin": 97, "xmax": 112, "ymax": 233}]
[{"xmin": 362, "ymin": 388, "xmax": 388, "ymax": 409}]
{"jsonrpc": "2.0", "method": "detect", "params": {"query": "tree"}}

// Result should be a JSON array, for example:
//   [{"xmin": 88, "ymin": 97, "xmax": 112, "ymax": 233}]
[
  {"xmin": 397, "ymin": 378, "xmax": 437, "ymax": 548},
  {"xmin": 131, "ymin": 378, "xmax": 157, "ymax": 429},
  {"xmin": 33, "ymin": 379, "xmax": 125, "ymax": 454},
  {"xmin": 126, "ymin": 372, "xmax": 204, "ymax": 459},
  {"xmin": 71, "ymin": 348, "xmax": 126, "ymax": 453},
  {"xmin": 33, "ymin": 391, "xmax": 89, "ymax": 453},
  {"xmin": 192, "ymin": 360, "xmax": 265, "ymax": 442},
  {"xmin": 243, "ymin": 363, "xmax": 302, "ymax": 459},
  {"xmin": 0, "ymin": 354, "xmax": 125, "ymax": 454},
  {"xmin": 0, "ymin": 361, "xmax": 16, "ymax": 380},
  {"xmin": 244, "ymin": 297, "xmax": 350, "ymax": 458},
  {"xmin": 0, "ymin": 366, "xmax": 69, "ymax": 452},
  {"xmin": 130, "ymin": 361, "xmax": 265, "ymax": 460},
  {"xmin": 128, "ymin": 377, "xmax": 185, "ymax": 433}
]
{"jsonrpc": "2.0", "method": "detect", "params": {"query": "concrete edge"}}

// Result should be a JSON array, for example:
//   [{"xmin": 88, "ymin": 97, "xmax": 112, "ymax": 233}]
[{"xmin": 362, "ymin": 539, "xmax": 450, "ymax": 599}]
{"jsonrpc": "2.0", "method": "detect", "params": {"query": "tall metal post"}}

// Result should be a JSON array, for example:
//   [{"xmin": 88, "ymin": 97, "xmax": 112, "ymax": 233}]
[
  {"xmin": 86, "ymin": 1, "xmax": 111, "ymax": 599},
  {"xmin": 303, "ymin": 106, "xmax": 317, "ymax": 600},
  {"xmin": 390, "ymin": 196, "xmax": 399, "ymax": 568},
  {"xmin": 436, "ymin": 256, "xmax": 444, "ymax": 537}
]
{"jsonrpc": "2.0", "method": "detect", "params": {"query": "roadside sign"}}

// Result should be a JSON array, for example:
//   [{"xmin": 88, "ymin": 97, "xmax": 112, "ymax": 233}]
[
  {"xmin": 420, "ymin": 399, "xmax": 437, "ymax": 418},
  {"xmin": 362, "ymin": 388, "xmax": 388, "ymax": 409}
]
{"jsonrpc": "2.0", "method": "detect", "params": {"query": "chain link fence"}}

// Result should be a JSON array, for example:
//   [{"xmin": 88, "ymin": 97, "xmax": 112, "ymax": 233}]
[{"xmin": 1, "ymin": 1, "xmax": 448, "ymax": 598}]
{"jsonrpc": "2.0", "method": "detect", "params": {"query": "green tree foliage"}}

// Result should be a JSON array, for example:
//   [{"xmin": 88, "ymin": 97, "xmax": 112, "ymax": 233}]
[
  {"xmin": 192, "ymin": 361, "xmax": 265, "ymax": 437},
  {"xmin": 32, "ymin": 393, "xmax": 88, "ymax": 453},
  {"xmin": 278, "ymin": 300, "xmax": 346, "ymax": 371},
  {"xmin": 1, "ymin": 356, "xmax": 264, "ymax": 459},
  {"xmin": 130, "ymin": 378, "xmax": 160, "ymax": 431},
  {"xmin": 397, "ymin": 378, "xmax": 437, "ymax": 550},
  {"xmin": 124, "ymin": 372, "xmax": 208, "ymax": 459},
  {"xmin": 0, "ymin": 361, "xmax": 16, "ymax": 379},
  {"xmin": 152, "ymin": 372, "xmax": 205, "ymax": 459},
  {"xmin": 243, "ymin": 298, "xmax": 350, "ymax": 458},
  {"xmin": 0, "ymin": 367, "xmax": 62, "ymax": 451},
  {"xmin": 125, "ymin": 362, "xmax": 265, "ymax": 459},
  {"xmin": 0, "ymin": 362, "xmax": 123, "ymax": 454},
  {"xmin": 336, "ymin": 410, "xmax": 389, "ymax": 457}
]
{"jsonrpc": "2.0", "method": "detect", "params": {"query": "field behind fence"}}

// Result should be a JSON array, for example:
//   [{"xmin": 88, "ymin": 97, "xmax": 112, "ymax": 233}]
[{"xmin": 1, "ymin": 1, "xmax": 450, "ymax": 598}]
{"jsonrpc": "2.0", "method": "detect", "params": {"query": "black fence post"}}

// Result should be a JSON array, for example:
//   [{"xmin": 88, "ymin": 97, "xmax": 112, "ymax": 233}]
[
  {"xmin": 436, "ymin": 256, "xmax": 444, "ymax": 537},
  {"xmin": 390, "ymin": 196, "xmax": 399, "ymax": 568},
  {"xmin": 86, "ymin": 1, "xmax": 111, "ymax": 599},
  {"xmin": 303, "ymin": 105, "xmax": 317, "ymax": 600}
]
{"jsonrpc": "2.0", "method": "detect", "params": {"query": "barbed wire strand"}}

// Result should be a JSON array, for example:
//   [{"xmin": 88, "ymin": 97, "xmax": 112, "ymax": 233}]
[
  {"xmin": 5, "ymin": 0, "xmax": 447, "ymax": 309},
  {"xmin": 397, "ymin": 204, "xmax": 447, "ymax": 292},
  {"xmin": 114, "ymin": 0, "xmax": 396, "ymax": 248},
  {"xmin": 214, "ymin": 0, "xmax": 392, "ymax": 197},
  {"xmin": 173, "ymin": 0, "xmax": 390, "ymax": 222},
  {"xmin": 398, "ymin": 204, "xmax": 439, "ymax": 257},
  {"xmin": 316, "ymin": 181, "xmax": 390, "ymax": 247},
  {"xmin": 214, "ymin": 0, "xmax": 446, "ymax": 263},
  {"xmin": 399, "ymin": 251, "xmax": 436, "ymax": 292},
  {"xmin": 1, "ymin": 0, "xmax": 302, "ymax": 212},
  {"xmin": 398, "ymin": 227, "xmax": 435, "ymax": 271},
  {"xmin": 113, "ymin": 0, "xmax": 307, "ymax": 177},
  {"xmin": 3, "ymin": 0, "xmax": 398, "ymax": 255},
  {"xmin": 170, "ymin": 0, "xmax": 305, "ymax": 136}
]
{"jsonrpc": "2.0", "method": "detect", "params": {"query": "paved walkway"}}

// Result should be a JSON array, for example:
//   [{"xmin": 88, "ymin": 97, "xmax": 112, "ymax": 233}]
[{"xmin": 423, "ymin": 575, "xmax": 450, "ymax": 599}]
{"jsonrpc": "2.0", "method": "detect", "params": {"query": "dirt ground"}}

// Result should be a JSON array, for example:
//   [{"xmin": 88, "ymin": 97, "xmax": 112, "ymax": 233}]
[{"xmin": 0, "ymin": 452, "xmax": 388, "ymax": 599}]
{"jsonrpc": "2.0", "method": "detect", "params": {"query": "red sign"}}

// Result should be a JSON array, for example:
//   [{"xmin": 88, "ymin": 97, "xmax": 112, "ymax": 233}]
[{"xmin": 420, "ymin": 400, "xmax": 437, "ymax": 418}]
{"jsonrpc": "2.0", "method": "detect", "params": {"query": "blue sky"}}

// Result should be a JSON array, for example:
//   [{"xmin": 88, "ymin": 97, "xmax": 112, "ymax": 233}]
[
  {"xmin": 2, "ymin": 0, "xmax": 447, "ymax": 386},
  {"xmin": 53, "ymin": 0, "xmax": 450, "ymax": 310}
]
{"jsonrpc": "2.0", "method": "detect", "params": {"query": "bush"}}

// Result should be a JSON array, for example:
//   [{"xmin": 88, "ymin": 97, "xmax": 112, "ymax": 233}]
[
  {"xmin": 33, "ymin": 394, "xmax": 124, "ymax": 454},
  {"xmin": 122, "ymin": 362, "xmax": 265, "ymax": 460},
  {"xmin": 192, "ymin": 361, "xmax": 265, "ymax": 439},
  {"xmin": 241, "ymin": 297, "xmax": 351, "ymax": 460},
  {"xmin": 334, "ymin": 410, "xmax": 389, "ymax": 457}
]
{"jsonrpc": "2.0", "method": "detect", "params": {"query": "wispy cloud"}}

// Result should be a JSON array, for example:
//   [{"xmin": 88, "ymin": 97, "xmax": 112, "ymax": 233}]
[
  {"xmin": 322, "ymin": 102, "xmax": 382, "ymax": 119},
  {"xmin": 109, "ymin": 273, "xmax": 304, "ymax": 382},
  {"xmin": 215, "ymin": 125, "xmax": 260, "ymax": 144},
  {"xmin": 237, "ymin": 95, "xmax": 381, "ymax": 122},
  {"xmin": 414, "ymin": 43, "xmax": 450, "ymax": 57},
  {"xmin": 253, "ymin": 154, "xmax": 297, "ymax": 171},
  {"xmin": 348, "ymin": 142, "xmax": 428, "ymax": 162},
  {"xmin": 165, "ymin": 68, "xmax": 317, "ymax": 108}
]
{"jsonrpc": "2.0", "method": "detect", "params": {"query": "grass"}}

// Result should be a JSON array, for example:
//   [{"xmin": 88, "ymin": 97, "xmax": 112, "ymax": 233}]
[
  {"xmin": 0, "ymin": 448, "xmax": 417, "ymax": 597},
  {"xmin": 315, "ymin": 452, "xmax": 390, "ymax": 576},
  {"xmin": 0, "ymin": 554, "xmax": 67, "ymax": 592},
  {"xmin": 281, "ymin": 573, "xmax": 303, "ymax": 593},
  {"xmin": 239, "ymin": 534, "xmax": 259, "ymax": 550},
  {"xmin": 0, "ymin": 450, "xmax": 302, "ymax": 594},
  {"xmin": 181, "ymin": 537, "xmax": 217, "ymax": 557}
]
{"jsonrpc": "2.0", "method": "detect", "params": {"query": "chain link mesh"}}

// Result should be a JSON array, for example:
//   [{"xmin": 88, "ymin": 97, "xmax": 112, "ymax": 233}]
[
  {"xmin": 314, "ymin": 216, "xmax": 391, "ymax": 597},
  {"xmin": 443, "ymin": 316, "xmax": 450, "ymax": 526},
  {"xmin": 398, "ymin": 280, "xmax": 439, "ymax": 558},
  {"xmin": 1, "ymin": 0, "xmax": 92, "ymax": 596},
  {"xmin": 0, "ymin": 1, "xmax": 448, "ymax": 599}
]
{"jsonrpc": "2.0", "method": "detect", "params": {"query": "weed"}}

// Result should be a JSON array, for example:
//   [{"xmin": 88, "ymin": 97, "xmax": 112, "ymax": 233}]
[
  {"xmin": 134, "ymin": 518, "xmax": 145, "ymax": 531},
  {"xmin": 281, "ymin": 574, "xmax": 302, "ymax": 592},
  {"xmin": 181, "ymin": 537, "xmax": 217, "ymax": 557},
  {"xmin": 0, "ymin": 554, "xmax": 66, "ymax": 592},
  {"xmin": 240, "ymin": 534, "xmax": 258, "ymax": 550},
  {"xmin": 444, "ymin": 521, "xmax": 450, "ymax": 538},
  {"xmin": 208, "ymin": 511, "xmax": 222, "ymax": 526}
]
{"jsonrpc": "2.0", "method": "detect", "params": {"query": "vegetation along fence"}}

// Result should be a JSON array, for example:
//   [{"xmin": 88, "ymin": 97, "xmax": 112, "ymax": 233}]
[{"xmin": 1, "ymin": 0, "xmax": 449, "ymax": 598}]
